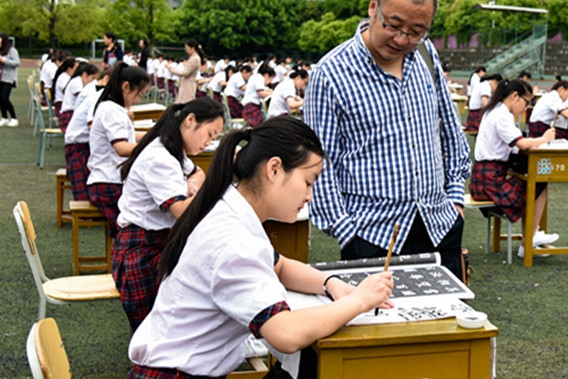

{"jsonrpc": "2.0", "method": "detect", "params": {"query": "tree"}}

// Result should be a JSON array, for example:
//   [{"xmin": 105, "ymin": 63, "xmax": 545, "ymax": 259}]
[
  {"xmin": 0, "ymin": 0, "xmax": 108, "ymax": 47},
  {"xmin": 299, "ymin": 13, "xmax": 360, "ymax": 53}
]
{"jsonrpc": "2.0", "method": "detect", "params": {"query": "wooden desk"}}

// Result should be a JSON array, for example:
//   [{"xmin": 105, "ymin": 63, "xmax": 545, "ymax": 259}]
[
  {"xmin": 315, "ymin": 318, "xmax": 498, "ymax": 379},
  {"xmin": 513, "ymin": 146, "xmax": 568, "ymax": 266},
  {"xmin": 131, "ymin": 102, "xmax": 166, "ymax": 121},
  {"xmin": 451, "ymin": 93, "xmax": 468, "ymax": 116}
]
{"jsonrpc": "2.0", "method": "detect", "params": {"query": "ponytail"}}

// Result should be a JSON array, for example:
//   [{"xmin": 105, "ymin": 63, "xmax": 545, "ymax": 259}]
[
  {"xmin": 158, "ymin": 116, "xmax": 325, "ymax": 281},
  {"xmin": 94, "ymin": 62, "xmax": 149, "ymax": 113},
  {"xmin": 482, "ymin": 78, "xmax": 532, "ymax": 116}
]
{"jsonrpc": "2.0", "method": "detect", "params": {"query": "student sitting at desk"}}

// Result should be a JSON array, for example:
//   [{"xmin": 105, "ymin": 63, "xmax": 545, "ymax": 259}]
[
  {"xmin": 128, "ymin": 116, "xmax": 394, "ymax": 379},
  {"xmin": 267, "ymin": 69, "xmax": 309, "ymax": 119},
  {"xmin": 469, "ymin": 79, "xmax": 558, "ymax": 259},
  {"xmin": 87, "ymin": 63, "xmax": 149, "ymax": 238},
  {"xmin": 464, "ymin": 73, "xmax": 501, "ymax": 132},
  {"xmin": 112, "ymin": 97, "xmax": 223, "ymax": 331},
  {"xmin": 528, "ymin": 78, "xmax": 568, "ymax": 140}
]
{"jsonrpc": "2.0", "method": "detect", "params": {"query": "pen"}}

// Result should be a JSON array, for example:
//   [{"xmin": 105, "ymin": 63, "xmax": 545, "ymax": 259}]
[{"xmin": 375, "ymin": 224, "xmax": 399, "ymax": 316}]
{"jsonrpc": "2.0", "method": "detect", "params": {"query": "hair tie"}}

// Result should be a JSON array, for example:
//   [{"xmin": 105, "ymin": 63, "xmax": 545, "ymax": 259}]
[{"xmin": 243, "ymin": 128, "xmax": 252, "ymax": 141}]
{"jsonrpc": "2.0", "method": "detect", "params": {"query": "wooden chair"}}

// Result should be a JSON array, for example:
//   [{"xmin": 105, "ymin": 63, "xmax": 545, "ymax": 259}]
[
  {"xmin": 13, "ymin": 201, "xmax": 119, "ymax": 320},
  {"xmin": 464, "ymin": 194, "xmax": 520, "ymax": 264},
  {"xmin": 55, "ymin": 168, "xmax": 72, "ymax": 228},
  {"xmin": 26, "ymin": 317, "xmax": 71, "ymax": 379},
  {"xmin": 32, "ymin": 96, "xmax": 64, "ymax": 169},
  {"xmin": 26, "ymin": 317, "xmax": 267, "ymax": 379}
]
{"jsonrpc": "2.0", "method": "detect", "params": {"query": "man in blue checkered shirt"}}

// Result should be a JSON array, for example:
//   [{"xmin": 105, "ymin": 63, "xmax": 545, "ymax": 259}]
[{"xmin": 304, "ymin": 0, "xmax": 471, "ymax": 281}]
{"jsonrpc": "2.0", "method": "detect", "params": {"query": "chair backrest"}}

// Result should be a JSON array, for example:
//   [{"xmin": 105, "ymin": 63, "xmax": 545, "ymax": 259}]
[
  {"xmin": 13, "ymin": 201, "xmax": 49, "ymax": 286},
  {"xmin": 26, "ymin": 322, "xmax": 44, "ymax": 379},
  {"xmin": 31, "ymin": 318, "xmax": 72, "ymax": 379},
  {"xmin": 28, "ymin": 76, "xmax": 37, "ymax": 97},
  {"xmin": 32, "ymin": 96, "xmax": 47, "ymax": 132}
]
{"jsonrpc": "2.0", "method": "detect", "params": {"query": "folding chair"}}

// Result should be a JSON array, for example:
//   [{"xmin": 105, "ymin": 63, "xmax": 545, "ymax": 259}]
[
  {"xmin": 13, "ymin": 201, "xmax": 119, "ymax": 320},
  {"xmin": 32, "ymin": 96, "xmax": 64, "ymax": 169}
]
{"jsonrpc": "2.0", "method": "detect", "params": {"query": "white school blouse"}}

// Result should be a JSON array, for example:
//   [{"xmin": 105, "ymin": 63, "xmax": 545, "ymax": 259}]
[
  {"xmin": 117, "ymin": 138, "xmax": 194, "ymax": 230},
  {"xmin": 209, "ymin": 71, "xmax": 226, "ymax": 93},
  {"xmin": 267, "ymin": 79, "xmax": 296, "ymax": 119},
  {"xmin": 87, "ymin": 101, "xmax": 135, "ymax": 184},
  {"xmin": 242, "ymin": 73, "xmax": 266, "ymax": 106},
  {"xmin": 61, "ymin": 76, "xmax": 83, "ymax": 112},
  {"xmin": 53, "ymin": 72, "xmax": 71, "ymax": 103},
  {"xmin": 475, "ymin": 102, "xmax": 522, "ymax": 162},
  {"xmin": 129, "ymin": 185, "xmax": 288, "ymax": 376},
  {"xmin": 65, "ymin": 86, "xmax": 102, "ymax": 145},
  {"xmin": 468, "ymin": 80, "xmax": 491, "ymax": 110},
  {"xmin": 224, "ymin": 72, "xmax": 246, "ymax": 98},
  {"xmin": 529, "ymin": 90, "xmax": 565, "ymax": 125}
]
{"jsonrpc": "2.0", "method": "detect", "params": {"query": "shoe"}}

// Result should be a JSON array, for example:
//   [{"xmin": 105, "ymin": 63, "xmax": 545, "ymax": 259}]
[
  {"xmin": 533, "ymin": 231, "xmax": 559, "ymax": 246},
  {"xmin": 0, "ymin": 118, "xmax": 8, "ymax": 126},
  {"xmin": 7, "ymin": 118, "xmax": 18, "ymax": 127},
  {"xmin": 517, "ymin": 245, "xmax": 550, "ymax": 259}
]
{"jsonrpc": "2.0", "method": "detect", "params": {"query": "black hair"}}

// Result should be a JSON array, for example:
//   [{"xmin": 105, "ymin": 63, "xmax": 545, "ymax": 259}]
[
  {"xmin": 104, "ymin": 32, "xmax": 117, "ymax": 43},
  {"xmin": 120, "ymin": 97, "xmax": 224, "ymax": 181},
  {"xmin": 518, "ymin": 70, "xmax": 531, "ymax": 80},
  {"xmin": 240, "ymin": 65, "xmax": 253, "ymax": 74},
  {"xmin": 551, "ymin": 80, "xmax": 568, "ymax": 91},
  {"xmin": 0, "ymin": 33, "xmax": 12, "ymax": 55},
  {"xmin": 468, "ymin": 66, "xmax": 487, "ymax": 85},
  {"xmin": 480, "ymin": 73, "xmax": 503, "ymax": 83},
  {"xmin": 483, "ymin": 79, "xmax": 533, "ymax": 116},
  {"xmin": 224, "ymin": 65, "xmax": 236, "ymax": 81},
  {"xmin": 257, "ymin": 62, "xmax": 275, "ymax": 77},
  {"xmin": 185, "ymin": 38, "xmax": 206, "ymax": 65},
  {"xmin": 289, "ymin": 69, "xmax": 309, "ymax": 80},
  {"xmin": 52, "ymin": 57, "xmax": 77, "ymax": 96},
  {"xmin": 94, "ymin": 62, "xmax": 150, "ymax": 112},
  {"xmin": 63, "ymin": 62, "xmax": 99, "ymax": 93},
  {"xmin": 158, "ymin": 116, "xmax": 325, "ymax": 281}
]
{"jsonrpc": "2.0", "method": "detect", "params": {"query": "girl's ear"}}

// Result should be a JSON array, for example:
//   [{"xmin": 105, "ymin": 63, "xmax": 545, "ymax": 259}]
[
  {"xmin": 265, "ymin": 156, "xmax": 283, "ymax": 183},
  {"xmin": 121, "ymin": 81, "xmax": 131, "ymax": 93}
]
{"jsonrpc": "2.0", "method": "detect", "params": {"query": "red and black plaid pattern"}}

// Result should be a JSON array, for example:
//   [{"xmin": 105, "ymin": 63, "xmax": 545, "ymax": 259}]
[
  {"xmin": 196, "ymin": 90, "xmax": 207, "ymax": 98},
  {"xmin": 58, "ymin": 110, "xmax": 73, "ymax": 133},
  {"xmin": 40, "ymin": 82, "xmax": 47, "ymax": 106},
  {"xmin": 128, "ymin": 365, "xmax": 226, "ymax": 379},
  {"xmin": 65, "ymin": 143, "xmax": 90, "ymax": 201},
  {"xmin": 88, "ymin": 182, "xmax": 123, "ymax": 238},
  {"xmin": 213, "ymin": 92, "xmax": 222, "ymax": 104},
  {"xmin": 53, "ymin": 101, "xmax": 62, "ymax": 119},
  {"xmin": 464, "ymin": 109, "xmax": 482, "ymax": 132},
  {"xmin": 112, "ymin": 225, "xmax": 170, "ymax": 331},
  {"xmin": 228, "ymin": 96, "xmax": 243, "ymax": 118},
  {"xmin": 157, "ymin": 77, "xmax": 165, "ymax": 90},
  {"xmin": 160, "ymin": 195, "xmax": 187, "ymax": 212},
  {"xmin": 528, "ymin": 121, "xmax": 568, "ymax": 140},
  {"xmin": 168, "ymin": 80, "xmax": 176, "ymax": 96},
  {"xmin": 243, "ymin": 103, "xmax": 263, "ymax": 128},
  {"xmin": 469, "ymin": 160, "xmax": 545, "ymax": 223},
  {"xmin": 249, "ymin": 300, "xmax": 290, "ymax": 338}
]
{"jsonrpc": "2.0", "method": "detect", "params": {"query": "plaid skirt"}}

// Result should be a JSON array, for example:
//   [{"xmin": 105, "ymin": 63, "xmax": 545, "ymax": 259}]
[
  {"xmin": 157, "ymin": 77, "xmax": 165, "ymax": 90},
  {"xmin": 112, "ymin": 225, "xmax": 169, "ymax": 331},
  {"xmin": 228, "ymin": 96, "xmax": 243, "ymax": 118},
  {"xmin": 528, "ymin": 121, "xmax": 568, "ymax": 140},
  {"xmin": 128, "ymin": 365, "xmax": 226, "ymax": 379},
  {"xmin": 58, "ymin": 110, "xmax": 73, "ymax": 133},
  {"xmin": 213, "ymin": 92, "xmax": 222, "ymax": 104},
  {"xmin": 469, "ymin": 160, "xmax": 545, "ymax": 223},
  {"xmin": 88, "ymin": 183, "xmax": 123, "ymax": 238},
  {"xmin": 243, "ymin": 103, "xmax": 263, "ymax": 128},
  {"xmin": 65, "ymin": 143, "xmax": 90, "ymax": 201},
  {"xmin": 196, "ymin": 90, "xmax": 207, "ymax": 98},
  {"xmin": 464, "ymin": 109, "xmax": 482, "ymax": 132},
  {"xmin": 53, "ymin": 101, "xmax": 62, "ymax": 119}
]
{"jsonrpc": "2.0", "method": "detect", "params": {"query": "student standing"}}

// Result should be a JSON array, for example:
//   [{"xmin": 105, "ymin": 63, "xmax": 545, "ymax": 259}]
[
  {"xmin": 65, "ymin": 69, "xmax": 111, "ymax": 201},
  {"xmin": 528, "ymin": 79, "xmax": 568, "ymax": 140},
  {"xmin": 113, "ymin": 97, "xmax": 224, "ymax": 331},
  {"xmin": 469, "ymin": 79, "xmax": 558, "ymax": 258},
  {"xmin": 242, "ymin": 63, "xmax": 274, "ymax": 128},
  {"xmin": 137, "ymin": 39, "xmax": 149, "ymax": 71},
  {"xmin": 102, "ymin": 32, "xmax": 123, "ymax": 69},
  {"xmin": 0, "ymin": 33, "xmax": 20, "ymax": 127},
  {"xmin": 128, "ymin": 116, "xmax": 394, "ymax": 378},
  {"xmin": 87, "ymin": 63, "xmax": 150, "ymax": 238}
]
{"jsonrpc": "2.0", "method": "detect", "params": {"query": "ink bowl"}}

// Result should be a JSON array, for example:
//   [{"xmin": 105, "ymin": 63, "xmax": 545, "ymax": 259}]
[{"xmin": 456, "ymin": 311, "xmax": 487, "ymax": 329}]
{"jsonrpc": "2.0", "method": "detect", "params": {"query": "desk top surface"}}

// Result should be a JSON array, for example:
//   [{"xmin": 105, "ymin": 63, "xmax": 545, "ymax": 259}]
[{"xmin": 316, "ymin": 318, "xmax": 498, "ymax": 349}]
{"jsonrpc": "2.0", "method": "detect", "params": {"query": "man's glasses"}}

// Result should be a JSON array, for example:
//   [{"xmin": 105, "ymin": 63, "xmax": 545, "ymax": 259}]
[{"xmin": 378, "ymin": 4, "xmax": 429, "ymax": 44}]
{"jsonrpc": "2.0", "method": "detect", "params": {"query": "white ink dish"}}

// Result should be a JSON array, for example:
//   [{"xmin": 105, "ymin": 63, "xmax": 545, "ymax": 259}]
[{"xmin": 456, "ymin": 311, "xmax": 487, "ymax": 329}]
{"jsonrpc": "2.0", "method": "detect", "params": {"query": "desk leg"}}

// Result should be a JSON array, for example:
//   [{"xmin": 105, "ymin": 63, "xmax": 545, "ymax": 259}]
[
  {"xmin": 72, "ymin": 214, "xmax": 80, "ymax": 275},
  {"xmin": 524, "ymin": 163, "xmax": 537, "ymax": 267}
]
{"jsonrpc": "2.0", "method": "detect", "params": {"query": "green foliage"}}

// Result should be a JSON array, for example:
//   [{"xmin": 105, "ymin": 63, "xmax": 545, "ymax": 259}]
[{"xmin": 298, "ymin": 13, "xmax": 360, "ymax": 53}]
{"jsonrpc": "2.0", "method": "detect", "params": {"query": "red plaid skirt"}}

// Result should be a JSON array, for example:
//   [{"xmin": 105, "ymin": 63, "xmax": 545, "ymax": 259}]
[
  {"xmin": 469, "ymin": 160, "xmax": 545, "ymax": 223},
  {"xmin": 213, "ymin": 92, "xmax": 222, "ymax": 104},
  {"xmin": 528, "ymin": 121, "xmax": 568, "ymax": 140},
  {"xmin": 196, "ymin": 90, "xmax": 207, "ymax": 98},
  {"xmin": 243, "ymin": 103, "xmax": 263, "ymax": 128},
  {"xmin": 464, "ymin": 109, "xmax": 482, "ymax": 132},
  {"xmin": 112, "ymin": 225, "xmax": 170, "ymax": 331},
  {"xmin": 228, "ymin": 96, "xmax": 243, "ymax": 118},
  {"xmin": 65, "ymin": 143, "xmax": 90, "ymax": 200},
  {"xmin": 88, "ymin": 183, "xmax": 123, "ymax": 238},
  {"xmin": 53, "ymin": 101, "xmax": 62, "ymax": 119},
  {"xmin": 58, "ymin": 110, "xmax": 73, "ymax": 133},
  {"xmin": 128, "ymin": 365, "xmax": 226, "ymax": 379}
]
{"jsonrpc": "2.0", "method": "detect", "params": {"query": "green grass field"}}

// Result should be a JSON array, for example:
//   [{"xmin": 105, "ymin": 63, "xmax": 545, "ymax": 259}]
[{"xmin": 1, "ymin": 65, "xmax": 567, "ymax": 378}]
